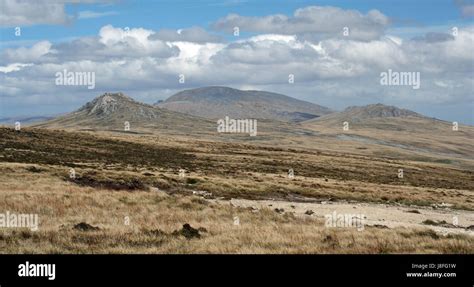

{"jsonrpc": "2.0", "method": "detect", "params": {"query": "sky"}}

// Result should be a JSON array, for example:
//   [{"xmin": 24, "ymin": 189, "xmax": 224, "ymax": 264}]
[{"xmin": 0, "ymin": 0, "xmax": 473, "ymax": 124}]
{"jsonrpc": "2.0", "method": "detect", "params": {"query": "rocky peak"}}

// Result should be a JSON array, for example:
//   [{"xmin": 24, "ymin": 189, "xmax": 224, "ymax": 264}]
[
  {"xmin": 78, "ymin": 92, "xmax": 139, "ymax": 116},
  {"xmin": 344, "ymin": 104, "xmax": 422, "ymax": 118}
]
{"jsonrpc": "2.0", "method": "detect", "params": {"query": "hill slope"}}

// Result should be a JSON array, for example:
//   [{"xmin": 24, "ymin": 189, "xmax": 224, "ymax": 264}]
[
  {"xmin": 34, "ymin": 92, "xmax": 214, "ymax": 134},
  {"xmin": 302, "ymin": 104, "xmax": 474, "ymax": 158},
  {"xmin": 156, "ymin": 86, "xmax": 332, "ymax": 122},
  {"xmin": 303, "ymin": 104, "xmax": 432, "ymax": 130}
]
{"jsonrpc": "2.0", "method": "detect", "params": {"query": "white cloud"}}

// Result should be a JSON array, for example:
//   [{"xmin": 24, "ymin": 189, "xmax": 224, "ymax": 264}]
[
  {"xmin": 2, "ymin": 41, "xmax": 53, "ymax": 63},
  {"xmin": 78, "ymin": 10, "xmax": 118, "ymax": 19},
  {"xmin": 1, "ymin": 5, "xmax": 473, "ymax": 123},
  {"xmin": 212, "ymin": 6, "xmax": 390, "ymax": 41},
  {"xmin": 0, "ymin": 62, "xmax": 32, "ymax": 73},
  {"xmin": 0, "ymin": 0, "xmax": 71, "ymax": 27},
  {"xmin": 0, "ymin": 0, "xmax": 113, "ymax": 27},
  {"xmin": 322, "ymin": 37, "xmax": 408, "ymax": 69},
  {"xmin": 149, "ymin": 27, "xmax": 223, "ymax": 43}
]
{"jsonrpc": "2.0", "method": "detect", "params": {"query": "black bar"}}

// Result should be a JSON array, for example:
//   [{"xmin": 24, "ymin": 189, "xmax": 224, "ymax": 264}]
[{"xmin": 0, "ymin": 254, "xmax": 471, "ymax": 286}]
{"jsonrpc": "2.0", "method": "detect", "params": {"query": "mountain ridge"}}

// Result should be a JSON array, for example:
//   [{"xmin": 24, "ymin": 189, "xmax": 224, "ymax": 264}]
[
  {"xmin": 342, "ymin": 103, "xmax": 424, "ymax": 119},
  {"xmin": 156, "ymin": 86, "xmax": 332, "ymax": 122},
  {"xmin": 301, "ymin": 102, "xmax": 456, "ymax": 134},
  {"xmin": 33, "ymin": 92, "xmax": 214, "ymax": 134},
  {"xmin": 31, "ymin": 89, "xmax": 464, "ymax": 136}
]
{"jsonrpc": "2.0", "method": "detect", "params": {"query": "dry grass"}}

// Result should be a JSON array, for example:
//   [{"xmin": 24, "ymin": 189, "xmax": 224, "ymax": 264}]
[
  {"xmin": 0, "ymin": 165, "xmax": 473, "ymax": 254},
  {"xmin": 1, "ymin": 128, "xmax": 473, "ymax": 209},
  {"xmin": 0, "ymin": 127, "xmax": 473, "ymax": 253}
]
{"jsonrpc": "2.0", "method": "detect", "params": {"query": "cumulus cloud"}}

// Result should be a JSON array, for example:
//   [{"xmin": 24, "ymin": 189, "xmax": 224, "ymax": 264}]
[
  {"xmin": 1, "ymin": 41, "xmax": 53, "ymax": 63},
  {"xmin": 412, "ymin": 32, "xmax": 455, "ymax": 43},
  {"xmin": 96, "ymin": 25, "xmax": 180, "ymax": 58},
  {"xmin": 0, "ymin": 0, "xmax": 71, "ymax": 27},
  {"xmin": 1, "ymin": 26, "xmax": 180, "ymax": 64},
  {"xmin": 321, "ymin": 37, "xmax": 409, "ymax": 70},
  {"xmin": 212, "ymin": 6, "xmax": 390, "ymax": 41},
  {"xmin": 0, "ymin": 5, "xmax": 473, "ymax": 123},
  {"xmin": 0, "ymin": 62, "xmax": 32, "ymax": 73},
  {"xmin": 2, "ymin": 24, "xmax": 473, "ymax": 88},
  {"xmin": 211, "ymin": 35, "xmax": 319, "ymax": 65},
  {"xmin": 0, "ymin": 0, "xmax": 113, "ymax": 27},
  {"xmin": 3, "ymin": 24, "xmax": 472, "ymax": 93},
  {"xmin": 149, "ymin": 27, "xmax": 223, "ymax": 43}
]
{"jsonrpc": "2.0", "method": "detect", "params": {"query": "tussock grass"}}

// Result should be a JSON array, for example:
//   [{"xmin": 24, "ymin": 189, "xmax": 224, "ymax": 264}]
[
  {"xmin": 0, "ymin": 127, "xmax": 473, "ymax": 253},
  {"xmin": 0, "ymin": 170, "xmax": 473, "ymax": 254}
]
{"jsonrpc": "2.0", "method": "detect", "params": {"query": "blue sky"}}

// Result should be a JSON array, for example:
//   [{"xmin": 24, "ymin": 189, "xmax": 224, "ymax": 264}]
[
  {"xmin": 0, "ymin": 0, "xmax": 473, "ymax": 124},
  {"xmin": 1, "ymin": 0, "xmax": 472, "ymax": 47}
]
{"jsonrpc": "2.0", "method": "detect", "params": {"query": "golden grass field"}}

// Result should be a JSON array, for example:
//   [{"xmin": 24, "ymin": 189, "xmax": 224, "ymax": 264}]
[{"xmin": 0, "ymin": 126, "xmax": 473, "ymax": 253}]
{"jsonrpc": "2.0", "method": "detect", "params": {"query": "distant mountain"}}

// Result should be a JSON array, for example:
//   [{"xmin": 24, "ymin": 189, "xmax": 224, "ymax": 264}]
[
  {"xmin": 301, "ymin": 103, "xmax": 474, "ymax": 158},
  {"xmin": 0, "ymin": 115, "xmax": 55, "ymax": 125},
  {"xmin": 34, "ymin": 92, "xmax": 213, "ymax": 134},
  {"xmin": 320, "ymin": 104, "xmax": 426, "ymax": 122},
  {"xmin": 302, "ymin": 103, "xmax": 451, "ymax": 132},
  {"xmin": 77, "ymin": 92, "xmax": 159, "ymax": 119},
  {"xmin": 156, "ymin": 86, "xmax": 332, "ymax": 122},
  {"xmin": 333, "ymin": 104, "xmax": 423, "ymax": 121}
]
